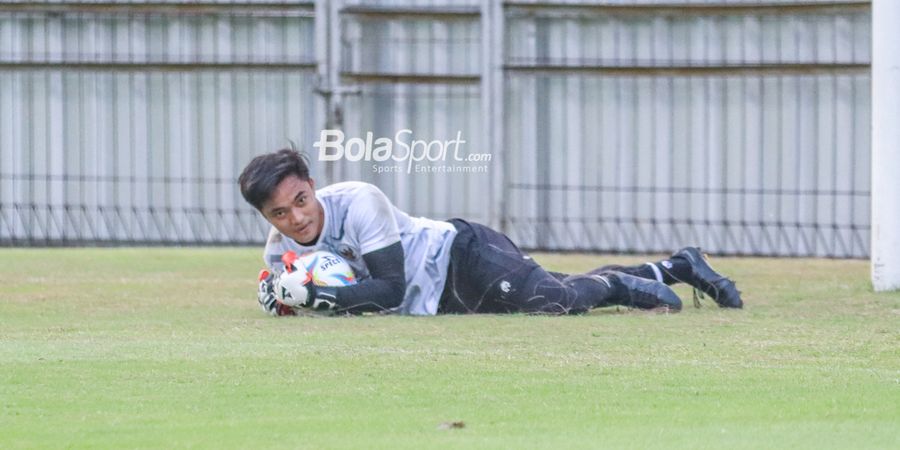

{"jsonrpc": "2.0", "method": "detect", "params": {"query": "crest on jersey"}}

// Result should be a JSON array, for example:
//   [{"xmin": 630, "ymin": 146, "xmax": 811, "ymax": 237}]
[{"xmin": 336, "ymin": 243, "xmax": 358, "ymax": 261}]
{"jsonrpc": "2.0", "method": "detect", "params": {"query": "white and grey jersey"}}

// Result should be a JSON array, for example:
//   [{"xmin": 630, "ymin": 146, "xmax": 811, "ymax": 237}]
[{"xmin": 262, "ymin": 181, "xmax": 457, "ymax": 315}]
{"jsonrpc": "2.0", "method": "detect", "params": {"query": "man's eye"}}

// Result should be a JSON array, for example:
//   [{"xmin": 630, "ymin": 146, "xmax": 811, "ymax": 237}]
[{"xmin": 273, "ymin": 211, "xmax": 285, "ymax": 218}]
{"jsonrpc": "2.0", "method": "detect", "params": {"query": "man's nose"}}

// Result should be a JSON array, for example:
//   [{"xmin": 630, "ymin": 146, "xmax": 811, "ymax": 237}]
[{"xmin": 289, "ymin": 208, "xmax": 305, "ymax": 224}]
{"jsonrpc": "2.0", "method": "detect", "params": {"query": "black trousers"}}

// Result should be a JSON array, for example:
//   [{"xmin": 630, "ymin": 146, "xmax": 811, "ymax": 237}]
[{"xmin": 437, "ymin": 219, "xmax": 613, "ymax": 314}]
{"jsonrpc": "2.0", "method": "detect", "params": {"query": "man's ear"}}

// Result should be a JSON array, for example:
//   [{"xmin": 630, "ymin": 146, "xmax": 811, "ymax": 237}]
[{"xmin": 307, "ymin": 178, "xmax": 316, "ymax": 191}]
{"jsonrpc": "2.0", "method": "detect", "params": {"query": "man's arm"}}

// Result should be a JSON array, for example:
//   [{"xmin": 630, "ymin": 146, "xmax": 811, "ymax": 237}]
[
  {"xmin": 318, "ymin": 242, "xmax": 406, "ymax": 313},
  {"xmin": 328, "ymin": 185, "xmax": 406, "ymax": 313}
]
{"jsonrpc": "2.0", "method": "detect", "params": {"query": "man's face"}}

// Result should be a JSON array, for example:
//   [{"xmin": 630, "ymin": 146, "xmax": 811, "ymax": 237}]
[{"xmin": 260, "ymin": 175, "xmax": 324, "ymax": 244}]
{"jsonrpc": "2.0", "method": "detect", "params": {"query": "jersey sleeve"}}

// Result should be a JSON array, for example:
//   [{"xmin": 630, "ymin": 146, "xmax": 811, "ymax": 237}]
[
  {"xmin": 322, "ymin": 241, "xmax": 406, "ymax": 313},
  {"xmin": 347, "ymin": 184, "xmax": 402, "ymax": 255}
]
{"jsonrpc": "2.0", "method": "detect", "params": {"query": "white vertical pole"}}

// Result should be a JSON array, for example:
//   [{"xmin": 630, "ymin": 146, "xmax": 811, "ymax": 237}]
[
  {"xmin": 314, "ymin": 0, "xmax": 345, "ymax": 185},
  {"xmin": 314, "ymin": 0, "xmax": 329, "ymax": 183},
  {"xmin": 872, "ymin": 0, "xmax": 900, "ymax": 291},
  {"xmin": 482, "ymin": 0, "xmax": 506, "ymax": 232}
]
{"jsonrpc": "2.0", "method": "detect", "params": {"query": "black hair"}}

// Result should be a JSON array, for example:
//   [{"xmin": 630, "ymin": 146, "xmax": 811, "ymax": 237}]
[{"xmin": 238, "ymin": 149, "xmax": 311, "ymax": 211}]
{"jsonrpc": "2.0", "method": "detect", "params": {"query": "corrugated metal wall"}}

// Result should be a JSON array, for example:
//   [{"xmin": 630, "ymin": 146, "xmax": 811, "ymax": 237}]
[
  {"xmin": 0, "ymin": 2, "xmax": 319, "ymax": 244},
  {"xmin": 333, "ymin": 2, "xmax": 488, "ymax": 222},
  {"xmin": 0, "ymin": 0, "xmax": 873, "ymax": 257},
  {"xmin": 504, "ymin": 2, "xmax": 871, "ymax": 257}
]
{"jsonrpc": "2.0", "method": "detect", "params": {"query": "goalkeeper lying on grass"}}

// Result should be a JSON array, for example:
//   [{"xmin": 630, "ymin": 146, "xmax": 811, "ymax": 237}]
[{"xmin": 239, "ymin": 149, "xmax": 743, "ymax": 316}]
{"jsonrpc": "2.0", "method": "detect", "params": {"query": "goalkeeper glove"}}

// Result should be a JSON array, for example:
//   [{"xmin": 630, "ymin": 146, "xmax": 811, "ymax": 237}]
[
  {"xmin": 277, "ymin": 260, "xmax": 339, "ymax": 312},
  {"xmin": 257, "ymin": 269, "xmax": 295, "ymax": 316}
]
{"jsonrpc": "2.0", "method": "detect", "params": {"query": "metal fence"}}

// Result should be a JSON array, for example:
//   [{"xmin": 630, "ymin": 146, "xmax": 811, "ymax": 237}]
[
  {"xmin": 503, "ymin": 1, "xmax": 871, "ymax": 257},
  {"xmin": 0, "ymin": 1, "xmax": 319, "ymax": 244},
  {"xmin": 0, "ymin": 0, "xmax": 873, "ymax": 257}
]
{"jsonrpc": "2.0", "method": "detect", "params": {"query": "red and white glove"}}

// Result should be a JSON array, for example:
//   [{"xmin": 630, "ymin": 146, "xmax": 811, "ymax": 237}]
[{"xmin": 257, "ymin": 269, "xmax": 295, "ymax": 316}]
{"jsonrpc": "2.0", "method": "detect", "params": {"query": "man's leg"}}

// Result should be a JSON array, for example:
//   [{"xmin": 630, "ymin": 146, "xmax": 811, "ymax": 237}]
[
  {"xmin": 588, "ymin": 258, "xmax": 692, "ymax": 285},
  {"xmin": 588, "ymin": 248, "xmax": 743, "ymax": 308},
  {"xmin": 516, "ymin": 270, "xmax": 683, "ymax": 314},
  {"xmin": 438, "ymin": 220, "xmax": 682, "ymax": 314},
  {"xmin": 547, "ymin": 271, "xmax": 568, "ymax": 282}
]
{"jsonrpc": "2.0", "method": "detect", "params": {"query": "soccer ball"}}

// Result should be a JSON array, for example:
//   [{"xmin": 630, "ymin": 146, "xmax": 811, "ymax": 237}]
[
  {"xmin": 276, "ymin": 250, "xmax": 357, "ymax": 313},
  {"xmin": 283, "ymin": 250, "xmax": 357, "ymax": 287}
]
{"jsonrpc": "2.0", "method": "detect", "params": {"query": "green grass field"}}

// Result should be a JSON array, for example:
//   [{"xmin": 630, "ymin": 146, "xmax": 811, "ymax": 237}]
[{"xmin": 1, "ymin": 248, "xmax": 898, "ymax": 449}]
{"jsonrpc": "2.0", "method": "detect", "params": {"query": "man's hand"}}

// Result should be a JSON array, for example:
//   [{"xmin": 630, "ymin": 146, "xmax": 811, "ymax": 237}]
[{"xmin": 257, "ymin": 269, "xmax": 295, "ymax": 316}]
